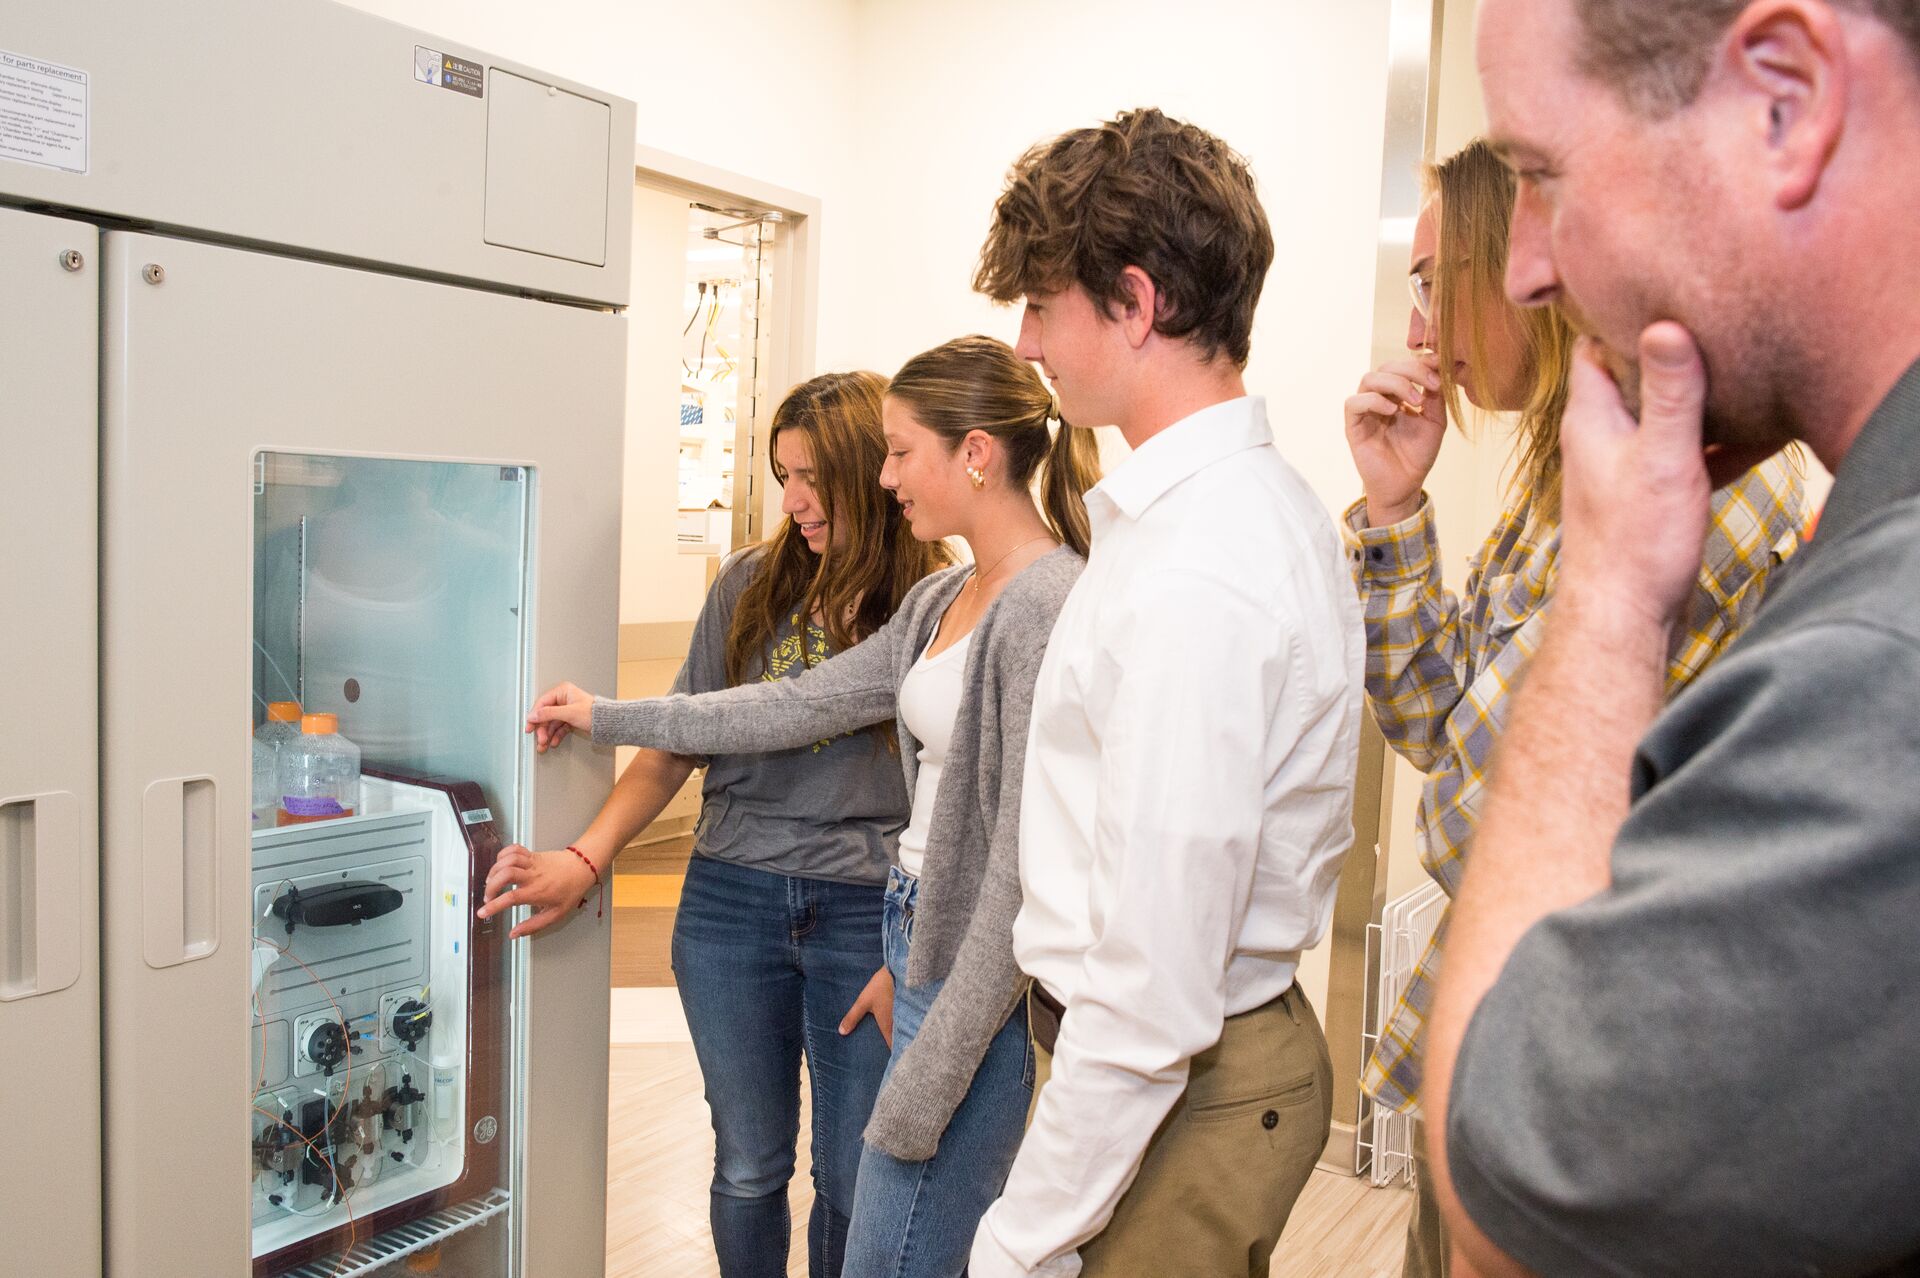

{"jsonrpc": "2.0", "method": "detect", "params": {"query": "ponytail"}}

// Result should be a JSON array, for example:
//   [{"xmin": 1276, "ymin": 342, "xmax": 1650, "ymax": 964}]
[
  {"xmin": 888, "ymin": 334, "xmax": 1103, "ymax": 560},
  {"xmin": 1039, "ymin": 418, "xmax": 1099, "ymax": 558}
]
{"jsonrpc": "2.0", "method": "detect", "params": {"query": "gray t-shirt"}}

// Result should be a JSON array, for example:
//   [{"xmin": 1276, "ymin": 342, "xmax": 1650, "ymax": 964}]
[
  {"xmin": 672, "ymin": 548, "xmax": 906, "ymax": 885},
  {"xmin": 1447, "ymin": 363, "xmax": 1920, "ymax": 1277}
]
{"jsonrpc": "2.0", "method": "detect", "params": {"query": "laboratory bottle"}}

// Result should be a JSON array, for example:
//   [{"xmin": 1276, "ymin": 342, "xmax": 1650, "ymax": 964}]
[
  {"xmin": 276, "ymin": 712, "xmax": 361, "ymax": 825},
  {"xmin": 251, "ymin": 701, "xmax": 303, "ymax": 823}
]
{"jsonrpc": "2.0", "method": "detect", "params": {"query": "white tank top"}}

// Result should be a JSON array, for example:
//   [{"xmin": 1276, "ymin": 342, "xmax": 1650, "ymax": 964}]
[{"xmin": 894, "ymin": 629, "xmax": 972, "ymax": 879}]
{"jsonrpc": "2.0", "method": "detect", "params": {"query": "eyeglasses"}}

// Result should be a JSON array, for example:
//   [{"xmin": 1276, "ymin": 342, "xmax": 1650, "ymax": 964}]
[{"xmin": 1407, "ymin": 271, "xmax": 1433, "ymax": 321}]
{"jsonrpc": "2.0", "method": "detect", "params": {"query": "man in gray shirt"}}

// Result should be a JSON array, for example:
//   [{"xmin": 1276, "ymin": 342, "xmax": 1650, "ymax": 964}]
[{"xmin": 1427, "ymin": 2, "xmax": 1920, "ymax": 1274}]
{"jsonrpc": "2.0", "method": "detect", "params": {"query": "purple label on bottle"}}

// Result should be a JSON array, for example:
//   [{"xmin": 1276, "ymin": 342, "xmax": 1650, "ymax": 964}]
[{"xmin": 282, "ymin": 795, "xmax": 348, "ymax": 817}]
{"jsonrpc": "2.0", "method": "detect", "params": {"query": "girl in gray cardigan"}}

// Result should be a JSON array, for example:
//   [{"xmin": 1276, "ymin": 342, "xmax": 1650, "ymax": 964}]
[{"xmin": 534, "ymin": 336, "xmax": 1100, "ymax": 1278}]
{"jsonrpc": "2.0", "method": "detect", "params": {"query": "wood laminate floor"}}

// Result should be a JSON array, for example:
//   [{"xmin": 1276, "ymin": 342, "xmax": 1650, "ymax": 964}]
[{"xmin": 604, "ymin": 869, "xmax": 1413, "ymax": 1276}]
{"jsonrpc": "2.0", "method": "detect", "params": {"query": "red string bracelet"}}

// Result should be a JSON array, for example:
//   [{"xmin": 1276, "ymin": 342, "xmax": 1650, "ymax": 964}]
[{"xmin": 566, "ymin": 845, "xmax": 604, "ymax": 918}]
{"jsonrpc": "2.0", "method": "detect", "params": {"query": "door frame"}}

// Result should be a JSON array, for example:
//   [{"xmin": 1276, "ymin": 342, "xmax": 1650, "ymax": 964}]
[{"xmin": 631, "ymin": 143, "xmax": 823, "ymax": 550}]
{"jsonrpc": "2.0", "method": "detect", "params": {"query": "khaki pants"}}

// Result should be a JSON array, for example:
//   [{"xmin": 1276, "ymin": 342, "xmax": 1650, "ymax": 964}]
[
  {"xmin": 1402, "ymin": 1139, "xmax": 1450, "ymax": 1278},
  {"xmin": 1030, "ymin": 984, "xmax": 1334, "ymax": 1278}
]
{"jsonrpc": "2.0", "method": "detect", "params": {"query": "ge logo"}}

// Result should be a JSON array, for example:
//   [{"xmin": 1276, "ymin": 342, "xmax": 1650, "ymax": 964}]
[{"xmin": 474, "ymin": 1115, "xmax": 498, "ymax": 1145}]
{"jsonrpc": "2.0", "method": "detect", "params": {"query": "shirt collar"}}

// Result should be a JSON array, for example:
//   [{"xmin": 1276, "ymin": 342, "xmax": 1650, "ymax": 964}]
[
  {"xmin": 1816, "ymin": 355, "xmax": 1920, "ymax": 546},
  {"xmin": 1088, "ymin": 396, "xmax": 1273, "ymax": 524}
]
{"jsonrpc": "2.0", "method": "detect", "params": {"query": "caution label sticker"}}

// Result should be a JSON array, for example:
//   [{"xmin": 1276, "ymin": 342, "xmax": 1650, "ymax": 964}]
[
  {"xmin": 0, "ymin": 48, "xmax": 89, "ymax": 175},
  {"xmin": 413, "ymin": 45, "xmax": 484, "ymax": 99}
]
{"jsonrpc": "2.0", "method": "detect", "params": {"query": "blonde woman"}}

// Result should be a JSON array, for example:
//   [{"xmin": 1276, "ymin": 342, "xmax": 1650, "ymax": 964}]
[
  {"xmin": 528, "ymin": 335, "xmax": 1100, "ymax": 1278},
  {"xmin": 1341, "ymin": 140, "xmax": 1806, "ymax": 1278},
  {"xmin": 482, "ymin": 371, "xmax": 950, "ymax": 1278}
]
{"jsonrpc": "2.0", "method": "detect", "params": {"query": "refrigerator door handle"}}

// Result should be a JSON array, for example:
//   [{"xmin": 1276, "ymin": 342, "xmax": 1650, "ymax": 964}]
[
  {"xmin": 140, "ymin": 776, "xmax": 220, "ymax": 968},
  {"xmin": 0, "ymin": 791, "xmax": 83, "ymax": 1001}
]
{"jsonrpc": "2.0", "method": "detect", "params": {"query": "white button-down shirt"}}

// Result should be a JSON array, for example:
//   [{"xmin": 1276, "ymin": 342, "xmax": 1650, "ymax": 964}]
[{"xmin": 970, "ymin": 396, "xmax": 1364, "ymax": 1277}]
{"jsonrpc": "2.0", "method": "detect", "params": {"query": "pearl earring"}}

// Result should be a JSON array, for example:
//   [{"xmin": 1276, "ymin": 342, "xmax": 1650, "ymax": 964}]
[{"xmin": 967, "ymin": 467, "xmax": 986, "ymax": 489}]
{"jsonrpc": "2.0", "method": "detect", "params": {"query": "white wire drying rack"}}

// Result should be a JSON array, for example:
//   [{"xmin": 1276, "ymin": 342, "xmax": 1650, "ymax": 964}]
[{"xmin": 1356, "ymin": 879, "xmax": 1447, "ymax": 1188}]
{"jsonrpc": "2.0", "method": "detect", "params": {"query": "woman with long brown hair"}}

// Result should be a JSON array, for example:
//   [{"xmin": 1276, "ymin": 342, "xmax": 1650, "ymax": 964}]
[
  {"xmin": 480, "ymin": 370, "xmax": 950, "ymax": 1278},
  {"xmin": 520, "ymin": 334, "xmax": 1101, "ymax": 1278},
  {"xmin": 1341, "ymin": 140, "xmax": 1806, "ymax": 1278}
]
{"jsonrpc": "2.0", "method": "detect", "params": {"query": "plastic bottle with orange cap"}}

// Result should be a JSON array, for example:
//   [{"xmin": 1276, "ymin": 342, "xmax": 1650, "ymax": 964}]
[
  {"xmin": 275, "ymin": 712, "xmax": 362, "ymax": 826},
  {"xmin": 251, "ymin": 701, "xmax": 303, "ymax": 826}
]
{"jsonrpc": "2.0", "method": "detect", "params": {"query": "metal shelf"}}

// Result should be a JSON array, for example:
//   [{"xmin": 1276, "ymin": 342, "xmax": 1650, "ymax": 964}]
[{"xmin": 279, "ymin": 1188, "xmax": 510, "ymax": 1278}]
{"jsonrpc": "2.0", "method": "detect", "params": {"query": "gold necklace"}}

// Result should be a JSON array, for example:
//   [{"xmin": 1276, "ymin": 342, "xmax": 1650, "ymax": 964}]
[{"xmin": 969, "ymin": 536, "xmax": 1053, "ymax": 596}]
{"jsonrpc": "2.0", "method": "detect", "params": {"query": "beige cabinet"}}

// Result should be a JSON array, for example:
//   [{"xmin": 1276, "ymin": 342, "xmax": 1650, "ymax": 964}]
[
  {"xmin": 0, "ymin": 3, "xmax": 636, "ymax": 1273},
  {"xmin": 0, "ymin": 205, "xmax": 103, "ymax": 1278}
]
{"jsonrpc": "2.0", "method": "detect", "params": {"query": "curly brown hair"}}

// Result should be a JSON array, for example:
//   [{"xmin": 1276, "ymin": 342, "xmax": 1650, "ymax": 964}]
[{"xmin": 973, "ymin": 107, "xmax": 1273, "ymax": 368}]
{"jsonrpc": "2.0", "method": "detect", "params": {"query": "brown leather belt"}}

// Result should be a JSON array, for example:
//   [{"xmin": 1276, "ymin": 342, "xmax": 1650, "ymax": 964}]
[{"xmin": 1029, "ymin": 981, "xmax": 1067, "ymax": 1055}]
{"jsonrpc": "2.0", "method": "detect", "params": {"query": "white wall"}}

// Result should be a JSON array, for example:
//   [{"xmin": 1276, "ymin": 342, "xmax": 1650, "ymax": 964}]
[{"xmin": 827, "ymin": 0, "xmax": 1396, "ymax": 515}]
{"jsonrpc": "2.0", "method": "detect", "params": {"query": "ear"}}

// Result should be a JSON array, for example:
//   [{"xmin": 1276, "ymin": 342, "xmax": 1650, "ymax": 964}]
[
  {"xmin": 1113, "ymin": 265, "xmax": 1159, "ymax": 349},
  {"xmin": 962, "ymin": 428, "xmax": 996, "ymax": 475},
  {"xmin": 1723, "ymin": 0, "xmax": 1849, "ymax": 211}
]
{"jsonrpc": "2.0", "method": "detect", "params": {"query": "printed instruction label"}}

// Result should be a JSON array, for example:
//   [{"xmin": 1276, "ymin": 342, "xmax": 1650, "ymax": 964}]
[
  {"xmin": 0, "ymin": 49, "xmax": 89, "ymax": 175},
  {"xmin": 413, "ymin": 45, "xmax": 484, "ymax": 98}
]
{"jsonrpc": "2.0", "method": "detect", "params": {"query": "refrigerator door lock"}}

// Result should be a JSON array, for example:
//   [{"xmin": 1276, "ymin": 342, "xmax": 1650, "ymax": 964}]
[
  {"xmin": 60, "ymin": 249, "xmax": 85, "ymax": 272},
  {"xmin": 142, "ymin": 262, "xmax": 165, "ymax": 285}
]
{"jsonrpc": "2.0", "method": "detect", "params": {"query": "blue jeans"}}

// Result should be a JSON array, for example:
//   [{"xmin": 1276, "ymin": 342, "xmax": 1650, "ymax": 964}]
[
  {"xmin": 842, "ymin": 867, "xmax": 1035, "ymax": 1278},
  {"xmin": 673, "ymin": 854, "xmax": 893, "ymax": 1278}
]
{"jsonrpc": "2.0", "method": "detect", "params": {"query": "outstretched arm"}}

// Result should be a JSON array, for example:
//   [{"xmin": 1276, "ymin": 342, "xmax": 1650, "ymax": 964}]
[{"xmin": 526, "ymin": 619, "xmax": 902, "ymax": 757}]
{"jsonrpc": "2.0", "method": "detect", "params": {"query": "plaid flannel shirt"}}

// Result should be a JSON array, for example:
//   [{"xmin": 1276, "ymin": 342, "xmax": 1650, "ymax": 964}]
[{"xmin": 1350, "ymin": 453, "xmax": 1806, "ymax": 1114}]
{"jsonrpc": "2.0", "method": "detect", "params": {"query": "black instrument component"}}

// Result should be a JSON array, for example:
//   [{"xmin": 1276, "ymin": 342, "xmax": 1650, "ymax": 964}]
[
  {"xmin": 383, "ymin": 1073, "xmax": 428, "ymax": 1143},
  {"xmin": 271, "ymin": 881, "xmax": 403, "ymax": 937},
  {"xmin": 391, "ymin": 998, "xmax": 432, "ymax": 1051},
  {"xmin": 303, "ymin": 1020, "xmax": 362, "ymax": 1078},
  {"xmin": 305, "ymin": 1021, "xmax": 348, "ymax": 1074}
]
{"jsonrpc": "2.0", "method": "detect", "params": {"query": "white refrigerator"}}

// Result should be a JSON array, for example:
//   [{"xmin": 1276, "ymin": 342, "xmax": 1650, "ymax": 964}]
[{"xmin": 0, "ymin": 3, "xmax": 637, "ymax": 1274}]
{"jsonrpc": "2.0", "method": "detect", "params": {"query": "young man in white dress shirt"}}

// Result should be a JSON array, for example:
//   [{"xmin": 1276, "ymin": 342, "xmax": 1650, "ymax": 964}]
[{"xmin": 965, "ymin": 107, "xmax": 1366, "ymax": 1278}]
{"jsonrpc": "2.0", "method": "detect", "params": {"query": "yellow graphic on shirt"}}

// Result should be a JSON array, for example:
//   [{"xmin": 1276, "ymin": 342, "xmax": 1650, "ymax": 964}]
[{"xmin": 763, "ymin": 612, "xmax": 851, "ymax": 753}]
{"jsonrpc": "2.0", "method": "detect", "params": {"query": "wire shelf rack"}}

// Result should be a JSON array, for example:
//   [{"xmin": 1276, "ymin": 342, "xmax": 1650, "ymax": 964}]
[{"xmin": 279, "ymin": 1187, "xmax": 510, "ymax": 1278}]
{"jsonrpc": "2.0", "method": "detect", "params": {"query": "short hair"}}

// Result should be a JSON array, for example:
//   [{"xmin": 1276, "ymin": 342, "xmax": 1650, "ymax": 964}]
[
  {"xmin": 973, "ymin": 107, "xmax": 1274, "ymax": 368},
  {"xmin": 1574, "ymin": 0, "xmax": 1920, "ymax": 114}
]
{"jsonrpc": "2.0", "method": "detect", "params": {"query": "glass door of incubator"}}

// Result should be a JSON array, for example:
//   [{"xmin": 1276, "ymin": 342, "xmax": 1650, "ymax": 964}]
[{"xmin": 99, "ymin": 229, "xmax": 627, "ymax": 1277}]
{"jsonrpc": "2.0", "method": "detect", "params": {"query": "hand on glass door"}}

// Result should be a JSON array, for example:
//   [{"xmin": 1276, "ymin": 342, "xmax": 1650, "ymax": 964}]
[
  {"xmin": 839, "ymin": 966, "xmax": 895, "ymax": 1049},
  {"xmin": 526, "ymin": 680, "xmax": 598, "ymax": 753},
  {"xmin": 476, "ymin": 844, "xmax": 599, "ymax": 939}
]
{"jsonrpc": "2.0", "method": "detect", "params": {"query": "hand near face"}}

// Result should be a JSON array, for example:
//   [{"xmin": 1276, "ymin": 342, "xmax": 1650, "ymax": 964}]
[
  {"xmin": 1345, "ymin": 351, "xmax": 1447, "ymax": 526},
  {"xmin": 1557, "ymin": 324, "xmax": 1713, "ymax": 631}
]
